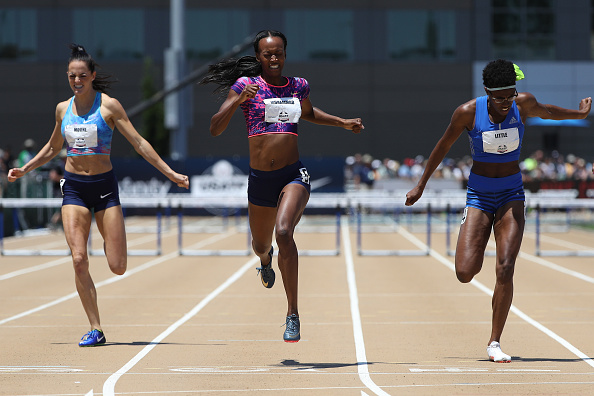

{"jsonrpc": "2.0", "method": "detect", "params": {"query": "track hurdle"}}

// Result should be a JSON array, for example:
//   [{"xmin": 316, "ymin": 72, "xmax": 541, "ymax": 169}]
[
  {"xmin": 177, "ymin": 197, "xmax": 252, "ymax": 256},
  {"xmin": 355, "ymin": 201, "xmax": 431, "ymax": 256},
  {"xmin": 0, "ymin": 198, "xmax": 70, "ymax": 256},
  {"xmin": 534, "ymin": 203, "xmax": 594, "ymax": 256},
  {"xmin": 88, "ymin": 202, "xmax": 163, "ymax": 256}
]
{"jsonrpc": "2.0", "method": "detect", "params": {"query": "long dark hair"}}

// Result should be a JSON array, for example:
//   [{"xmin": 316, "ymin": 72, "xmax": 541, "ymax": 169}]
[
  {"xmin": 68, "ymin": 43, "xmax": 117, "ymax": 93},
  {"xmin": 200, "ymin": 30, "xmax": 287, "ymax": 98}
]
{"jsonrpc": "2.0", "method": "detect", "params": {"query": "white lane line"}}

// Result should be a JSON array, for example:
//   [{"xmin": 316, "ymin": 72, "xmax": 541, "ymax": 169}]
[
  {"xmin": 0, "ymin": 256, "xmax": 71, "ymax": 281},
  {"xmin": 0, "ymin": 232, "xmax": 234, "ymax": 326},
  {"xmin": 0, "ymin": 230, "xmax": 178, "ymax": 281},
  {"xmin": 341, "ymin": 218, "xmax": 390, "ymax": 396},
  {"xmin": 102, "ymin": 255, "xmax": 259, "ymax": 396},
  {"xmin": 397, "ymin": 227, "xmax": 594, "ymax": 369},
  {"xmin": 518, "ymin": 251, "xmax": 594, "ymax": 284},
  {"xmin": 483, "ymin": 240, "xmax": 594, "ymax": 284}
]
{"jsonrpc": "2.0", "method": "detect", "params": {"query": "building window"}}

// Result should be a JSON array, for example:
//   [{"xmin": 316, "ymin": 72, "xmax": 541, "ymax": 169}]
[
  {"xmin": 387, "ymin": 10, "xmax": 456, "ymax": 61},
  {"xmin": 73, "ymin": 9, "xmax": 144, "ymax": 60},
  {"xmin": 284, "ymin": 10, "xmax": 354, "ymax": 61},
  {"xmin": 185, "ymin": 9, "xmax": 250, "ymax": 61},
  {"xmin": 0, "ymin": 9, "xmax": 37, "ymax": 60},
  {"xmin": 492, "ymin": 0, "xmax": 556, "ymax": 60}
]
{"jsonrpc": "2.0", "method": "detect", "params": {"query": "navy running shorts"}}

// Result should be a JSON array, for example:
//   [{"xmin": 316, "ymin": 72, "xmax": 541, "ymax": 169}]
[
  {"xmin": 465, "ymin": 171, "xmax": 524, "ymax": 214},
  {"xmin": 248, "ymin": 161, "xmax": 311, "ymax": 207},
  {"xmin": 61, "ymin": 170, "xmax": 121, "ymax": 212}
]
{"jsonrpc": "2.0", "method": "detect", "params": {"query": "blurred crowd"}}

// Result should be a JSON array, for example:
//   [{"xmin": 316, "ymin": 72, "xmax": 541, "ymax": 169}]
[{"xmin": 345, "ymin": 150, "xmax": 594, "ymax": 191}]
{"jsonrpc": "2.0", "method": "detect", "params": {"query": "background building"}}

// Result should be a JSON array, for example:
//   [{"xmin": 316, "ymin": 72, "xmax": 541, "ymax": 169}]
[{"xmin": 0, "ymin": 0, "xmax": 592, "ymax": 164}]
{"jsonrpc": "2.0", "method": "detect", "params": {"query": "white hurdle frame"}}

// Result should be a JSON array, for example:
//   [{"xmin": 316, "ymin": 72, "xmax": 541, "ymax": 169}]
[
  {"xmin": 349, "ymin": 193, "xmax": 432, "ymax": 256},
  {"xmin": 0, "ymin": 198, "xmax": 70, "ymax": 256},
  {"xmin": 534, "ymin": 202, "xmax": 594, "ymax": 256},
  {"xmin": 0, "ymin": 197, "xmax": 164, "ymax": 256},
  {"xmin": 176, "ymin": 194, "xmax": 344, "ymax": 256}
]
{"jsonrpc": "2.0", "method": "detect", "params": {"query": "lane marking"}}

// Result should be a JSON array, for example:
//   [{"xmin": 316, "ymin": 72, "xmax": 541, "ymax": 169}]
[
  {"xmin": 102, "ymin": 256, "xmax": 259, "ymax": 396},
  {"xmin": 341, "ymin": 218, "xmax": 390, "ymax": 396},
  {"xmin": 483, "ymin": 240, "xmax": 594, "ymax": 284},
  {"xmin": 397, "ymin": 227, "xmax": 594, "ymax": 369},
  {"xmin": 0, "ymin": 232, "xmax": 234, "ymax": 326},
  {"xmin": 0, "ymin": 230, "xmax": 178, "ymax": 281}
]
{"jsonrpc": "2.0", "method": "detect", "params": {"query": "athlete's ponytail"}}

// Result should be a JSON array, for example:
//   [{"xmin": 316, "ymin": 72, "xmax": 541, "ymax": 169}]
[
  {"xmin": 200, "ymin": 30, "xmax": 288, "ymax": 99},
  {"xmin": 200, "ymin": 55, "xmax": 261, "ymax": 98},
  {"xmin": 68, "ymin": 43, "xmax": 117, "ymax": 93}
]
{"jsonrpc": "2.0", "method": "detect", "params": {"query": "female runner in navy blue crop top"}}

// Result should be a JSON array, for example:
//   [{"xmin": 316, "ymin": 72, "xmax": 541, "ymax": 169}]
[
  {"xmin": 405, "ymin": 59, "xmax": 591, "ymax": 362},
  {"xmin": 8, "ymin": 44, "xmax": 189, "ymax": 347},
  {"xmin": 202, "ymin": 30, "xmax": 364, "ymax": 342}
]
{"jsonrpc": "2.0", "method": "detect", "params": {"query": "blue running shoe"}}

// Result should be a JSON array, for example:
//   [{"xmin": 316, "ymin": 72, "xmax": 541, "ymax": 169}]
[
  {"xmin": 256, "ymin": 247, "xmax": 275, "ymax": 288},
  {"xmin": 79, "ymin": 329, "xmax": 106, "ymax": 347},
  {"xmin": 283, "ymin": 314, "xmax": 300, "ymax": 343}
]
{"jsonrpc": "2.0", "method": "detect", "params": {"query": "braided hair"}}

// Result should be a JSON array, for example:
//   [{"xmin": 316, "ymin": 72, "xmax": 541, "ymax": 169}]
[
  {"xmin": 200, "ymin": 30, "xmax": 287, "ymax": 98},
  {"xmin": 68, "ymin": 43, "xmax": 117, "ymax": 93}
]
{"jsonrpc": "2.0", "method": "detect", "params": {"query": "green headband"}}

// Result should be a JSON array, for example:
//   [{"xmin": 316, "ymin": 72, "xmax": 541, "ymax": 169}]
[{"xmin": 486, "ymin": 63, "xmax": 525, "ymax": 91}]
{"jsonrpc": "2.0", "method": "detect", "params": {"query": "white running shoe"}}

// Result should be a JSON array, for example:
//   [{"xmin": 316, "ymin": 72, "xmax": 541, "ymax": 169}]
[{"xmin": 487, "ymin": 341, "xmax": 511, "ymax": 363}]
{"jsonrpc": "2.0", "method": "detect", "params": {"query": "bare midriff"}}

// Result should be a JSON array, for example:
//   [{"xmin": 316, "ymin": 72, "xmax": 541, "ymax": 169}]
[
  {"xmin": 248, "ymin": 134, "xmax": 300, "ymax": 171},
  {"xmin": 65, "ymin": 155, "xmax": 113, "ymax": 175},
  {"xmin": 471, "ymin": 160, "xmax": 520, "ymax": 178}
]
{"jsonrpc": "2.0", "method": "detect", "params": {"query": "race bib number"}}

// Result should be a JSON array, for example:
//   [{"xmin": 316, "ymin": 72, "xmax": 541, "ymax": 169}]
[
  {"xmin": 482, "ymin": 127, "xmax": 519, "ymax": 154},
  {"xmin": 264, "ymin": 98, "xmax": 301, "ymax": 123},
  {"xmin": 64, "ymin": 124, "xmax": 98, "ymax": 149}
]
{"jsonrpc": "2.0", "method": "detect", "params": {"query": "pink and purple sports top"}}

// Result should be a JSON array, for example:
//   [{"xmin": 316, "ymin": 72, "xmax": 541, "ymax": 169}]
[
  {"xmin": 61, "ymin": 92, "xmax": 113, "ymax": 156},
  {"xmin": 231, "ymin": 76, "xmax": 310, "ymax": 137}
]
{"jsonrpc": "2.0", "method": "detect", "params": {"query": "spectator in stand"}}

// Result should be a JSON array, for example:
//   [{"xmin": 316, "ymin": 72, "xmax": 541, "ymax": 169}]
[{"xmin": 17, "ymin": 139, "xmax": 36, "ymax": 168}]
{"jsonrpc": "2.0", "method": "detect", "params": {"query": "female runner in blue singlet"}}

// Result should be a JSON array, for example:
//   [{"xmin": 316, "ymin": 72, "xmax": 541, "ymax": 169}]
[
  {"xmin": 201, "ymin": 30, "xmax": 364, "ymax": 342},
  {"xmin": 405, "ymin": 59, "xmax": 591, "ymax": 362},
  {"xmin": 8, "ymin": 44, "xmax": 190, "ymax": 346}
]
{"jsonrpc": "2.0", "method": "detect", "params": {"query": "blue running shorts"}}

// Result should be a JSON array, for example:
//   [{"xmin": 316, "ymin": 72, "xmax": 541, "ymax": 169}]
[
  {"xmin": 61, "ymin": 170, "xmax": 121, "ymax": 212},
  {"xmin": 465, "ymin": 171, "xmax": 524, "ymax": 214},
  {"xmin": 248, "ymin": 161, "xmax": 311, "ymax": 207}
]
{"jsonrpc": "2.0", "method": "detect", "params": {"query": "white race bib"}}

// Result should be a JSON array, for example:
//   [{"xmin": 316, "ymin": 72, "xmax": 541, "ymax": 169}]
[
  {"xmin": 264, "ymin": 97, "xmax": 301, "ymax": 123},
  {"xmin": 482, "ymin": 127, "xmax": 519, "ymax": 154},
  {"xmin": 64, "ymin": 124, "xmax": 98, "ymax": 149}
]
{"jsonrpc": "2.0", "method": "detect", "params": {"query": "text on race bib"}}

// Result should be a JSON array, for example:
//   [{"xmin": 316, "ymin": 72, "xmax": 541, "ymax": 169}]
[
  {"xmin": 264, "ymin": 98, "xmax": 301, "ymax": 123},
  {"xmin": 64, "ymin": 124, "xmax": 98, "ymax": 149},
  {"xmin": 482, "ymin": 127, "xmax": 519, "ymax": 154}
]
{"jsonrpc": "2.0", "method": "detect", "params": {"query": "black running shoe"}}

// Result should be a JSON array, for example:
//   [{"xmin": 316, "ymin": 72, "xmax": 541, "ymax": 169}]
[
  {"xmin": 283, "ymin": 314, "xmax": 300, "ymax": 343},
  {"xmin": 256, "ymin": 246, "xmax": 275, "ymax": 288}
]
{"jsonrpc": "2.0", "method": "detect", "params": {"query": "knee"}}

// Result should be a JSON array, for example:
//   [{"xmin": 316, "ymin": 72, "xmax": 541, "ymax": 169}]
[
  {"xmin": 252, "ymin": 240, "xmax": 270, "ymax": 257},
  {"xmin": 109, "ymin": 257, "xmax": 127, "ymax": 276},
  {"xmin": 71, "ymin": 253, "xmax": 89, "ymax": 276},
  {"xmin": 275, "ymin": 224, "xmax": 294, "ymax": 245},
  {"xmin": 456, "ymin": 269, "xmax": 474, "ymax": 283},
  {"xmin": 496, "ymin": 260, "xmax": 515, "ymax": 284}
]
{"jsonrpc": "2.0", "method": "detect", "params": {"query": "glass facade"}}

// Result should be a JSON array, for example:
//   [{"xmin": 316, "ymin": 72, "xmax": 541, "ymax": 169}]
[
  {"xmin": 0, "ymin": 3, "xmax": 592, "ymax": 62},
  {"xmin": 185, "ymin": 9, "xmax": 250, "ymax": 61},
  {"xmin": 491, "ymin": 0, "xmax": 556, "ymax": 60},
  {"xmin": 0, "ymin": 9, "xmax": 37, "ymax": 60},
  {"xmin": 73, "ymin": 9, "xmax": 144, "ymax": 60},
  {"xmin": 284, "ymin": 9, "xmax": 354, "ymax": 61},
  {"xmin": 387, "ymin": 10, "xmax": 456, "ymax": 61}
]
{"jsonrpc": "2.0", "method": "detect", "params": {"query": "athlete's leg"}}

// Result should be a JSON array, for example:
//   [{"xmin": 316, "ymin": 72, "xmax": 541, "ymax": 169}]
[
  {"xmin": 62, "ymin": 204, "xmax": 101, "ymax": 330},
  {"xmin": 275, "ymin": 183, "xmax": 309, "ymax": 316},
  {"xmin": 489, "ymin": 200, "xmax": 525, "ymax": 344},
  {"xmin": 94, "ymin": 205, "xmax": 127, "ymax": 275},
  {"xmin": 248, "ymin": 203, "xmax": 277, "ymax": 266},
  {"xmin": 455, "ymin": 206, "xmax": 495, "ymax": 283}
]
